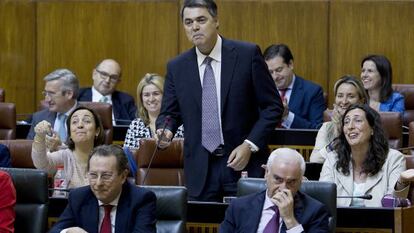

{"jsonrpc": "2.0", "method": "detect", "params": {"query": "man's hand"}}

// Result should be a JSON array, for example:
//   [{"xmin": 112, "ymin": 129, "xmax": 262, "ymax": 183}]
[
  {"xmin": 155, "ymin": 128, "xmax": 173, "ymax": 149},
  {"xmin": 271, "ymin": 189, "xmax": 299, "ymax": 230},
  {"xmin": 65, "ymin": 227, "xmax": 88, "ymax": 233},
  {"xmin": 227, "ymin": 142, "xmax": 251, "ymax": 171}
]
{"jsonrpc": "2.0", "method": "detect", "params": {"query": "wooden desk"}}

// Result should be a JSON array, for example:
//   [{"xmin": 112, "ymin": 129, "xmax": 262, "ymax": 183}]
[{"xmin": 48, "ymin": 197, "xmax": 414, "ymax": 233}]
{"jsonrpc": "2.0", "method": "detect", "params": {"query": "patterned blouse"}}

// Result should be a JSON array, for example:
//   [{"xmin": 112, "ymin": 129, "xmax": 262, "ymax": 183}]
[{"xmin": 123, "ymin": 118, "xmax": 184, "ymax": 149}]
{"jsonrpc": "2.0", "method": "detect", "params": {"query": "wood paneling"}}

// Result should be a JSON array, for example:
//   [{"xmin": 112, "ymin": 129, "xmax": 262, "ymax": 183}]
[
  {"xmin": 0, "ymin": 0, "xmax": 35, "ymax": 116},
  {"xmin": 1, "ymin": 0, "xmax": 414, "ymax": 116},
  {"xmin": 179, "ymin": 0, "xmax": 330, "ymax": 92},
  {"xmin": 36, "ymin": 0, "xmax": 179, "ymax": 105},
  {"xmin": 329, "ymin": 0, "xmax": 414, "ymax": 106}
]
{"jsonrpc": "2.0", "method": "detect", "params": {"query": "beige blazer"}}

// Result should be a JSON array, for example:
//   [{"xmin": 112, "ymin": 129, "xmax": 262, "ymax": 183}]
[{"xmin": 319, "ymin": 148, "xmax": 408, "ymax": 207}]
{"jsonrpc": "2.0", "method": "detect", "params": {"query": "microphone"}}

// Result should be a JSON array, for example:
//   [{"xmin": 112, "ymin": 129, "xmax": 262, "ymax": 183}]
[
  {"xmin": 142, "ymin": 116, "xmax": 171, "ymax": 185},
  {"xmin": 337, "ymin": 194, "xmax": 373, "ymax": 200},
  {"xmin": 397, "ymin": 146, "xmax": 414, "ymax": 151}
]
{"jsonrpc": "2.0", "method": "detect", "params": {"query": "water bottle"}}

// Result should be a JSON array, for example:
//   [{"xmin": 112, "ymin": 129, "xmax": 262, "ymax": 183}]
[{"xmin": 53, "ymin": 166, "xmax": 67, "ymax": 198}]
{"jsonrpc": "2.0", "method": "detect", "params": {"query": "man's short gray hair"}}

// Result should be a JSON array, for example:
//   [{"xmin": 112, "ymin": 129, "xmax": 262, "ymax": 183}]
[
  {"xmin": 44, "ymin": 68, "xmax": 79, "ymax": 99},
  {"xmin": 267, "ymin": 148, "xmax": 306, "ymax": 176}
]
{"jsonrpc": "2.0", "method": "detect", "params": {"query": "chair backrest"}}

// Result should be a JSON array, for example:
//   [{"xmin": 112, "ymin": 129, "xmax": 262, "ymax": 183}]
[
  {"xmin": 0, "ymin": 140, "xmax": 34, "ymax": 168},
  {"xmin": 140, "ymin": 185, "xmax": 187, "ymax": 233},
  {"xmin": 78, "ymin": 101, "xmax": 113, "ymax": 144},
  {"xmin": 0, "ymin": 168, "xmax": 49, "ymax": 233},
  {"xmin": 237, "ymin": 178, "xmax": 337, "ymax": 233},
  {"xmin": 393, "ymin": 84, "xmax": 414, "ymax": 126},
  {"xmin": 135, "ymin": 138, "xmax": 184, "ymax": 186},
  {"xmin": 380, "ymin": 112, "xmax": 403, "ymax": 149},
  {"xmin": 0, "ymin": 88, "xmax": 4, "ymax": 102},
  {"xmin": 0, "ymin": 103, "xmax": 16, "ymax": 140}
]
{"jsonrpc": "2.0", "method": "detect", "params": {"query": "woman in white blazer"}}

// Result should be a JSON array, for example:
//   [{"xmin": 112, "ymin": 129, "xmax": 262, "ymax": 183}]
[{"xmin": 319, "ymin": 104, "xmax": 410, "ymax": 207}]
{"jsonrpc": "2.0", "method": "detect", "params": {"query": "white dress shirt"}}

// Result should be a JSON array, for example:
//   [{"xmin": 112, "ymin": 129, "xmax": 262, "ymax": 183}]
[
  {"xmin": 91, "ymin": 86, "xmax": 116, "ymax": 125},
  {"xmin": 256, "ymin": 191, "xmax": 304, "ymax": 233}
]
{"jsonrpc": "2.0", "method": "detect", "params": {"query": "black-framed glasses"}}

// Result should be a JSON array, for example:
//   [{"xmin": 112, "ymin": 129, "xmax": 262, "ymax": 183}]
[{"xmin": 96, "ymin": 69, "xmax": 120, "ymax": 83}]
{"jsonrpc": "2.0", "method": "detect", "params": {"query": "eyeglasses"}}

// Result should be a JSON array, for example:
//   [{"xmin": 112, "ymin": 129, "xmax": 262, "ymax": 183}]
[
  {"xmin": 42, "ymin": 90, "xmax": 63, "ymax": 98},
  {"xmin": 96, "ymin": 69, "xmax": 120, "ymax": 83},
  {"xmin": 87, "ymin": 172, "xmax": 115, "ymax": 183}
]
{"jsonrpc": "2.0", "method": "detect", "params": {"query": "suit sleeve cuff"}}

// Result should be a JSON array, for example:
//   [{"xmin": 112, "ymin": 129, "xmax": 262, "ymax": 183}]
[{"xmin": 244, "ymin": 140, "xmax": 259, "ymax": 153}]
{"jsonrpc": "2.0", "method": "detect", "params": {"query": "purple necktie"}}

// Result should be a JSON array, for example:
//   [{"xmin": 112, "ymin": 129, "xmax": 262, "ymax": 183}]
[
  {"xmin": 201, "ymin": 57, "xmax": 221, "ymax": 153},
  {"xmin": 263, "ymin": 205, "xmax": 280, "ymax": 233}
]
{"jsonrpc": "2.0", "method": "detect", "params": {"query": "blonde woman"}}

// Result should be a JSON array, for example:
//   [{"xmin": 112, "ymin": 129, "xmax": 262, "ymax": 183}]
[{"xmin": 124, "ymin": 74, "xmax": 183, "ymax": 149}]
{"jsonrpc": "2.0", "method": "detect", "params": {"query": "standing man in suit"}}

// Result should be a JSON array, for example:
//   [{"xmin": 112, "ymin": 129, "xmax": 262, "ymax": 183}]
[
  {"xmin": 156, "ymin": 0, "xmax": 282, "ymax": 202},
  {"xmin": 49, "ymin": 144, "xmax": 156, "ymax": 233},
  {"xmin": 27, "ymin": 69, "xmax": 79, "ymax": 145},
  {"xmin": 77, "ymin": 59, "xmax": 137, "ymax": 125},
  {"xmin": 220, "ymin": 148, "xmax": 330, "ymax": 232},
  {"xmin": 264, "ymin": 44, "xmax": 326, "ymax": 129}
]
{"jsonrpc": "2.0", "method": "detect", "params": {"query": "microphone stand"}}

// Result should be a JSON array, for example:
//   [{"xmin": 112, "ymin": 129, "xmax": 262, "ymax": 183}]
[{"xmin": 142, "ymin": 116, "xmax": 170, "ymax": 185}]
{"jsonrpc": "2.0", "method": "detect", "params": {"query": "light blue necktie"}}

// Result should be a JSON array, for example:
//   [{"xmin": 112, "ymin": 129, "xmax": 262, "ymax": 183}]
[
  {"xmin": 57, "ymin": 113, "xmax": 67, "ymax": 142},
  {"xmin": 100, "ymin": 96, "xmax": 109, "ymax": 103},
  {"xmin": 201, "ymin": 57, "xmax": 221, "ymax": 153}
]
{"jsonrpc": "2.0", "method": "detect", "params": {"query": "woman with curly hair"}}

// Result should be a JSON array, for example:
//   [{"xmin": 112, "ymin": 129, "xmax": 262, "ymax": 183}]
[
  {"xmin": 319, "ymin": 104, "xmax": 410, "ymax": 207},
  {"xmin": 310, "ymin": 75, "xmax": 368, "ymax": 163}
]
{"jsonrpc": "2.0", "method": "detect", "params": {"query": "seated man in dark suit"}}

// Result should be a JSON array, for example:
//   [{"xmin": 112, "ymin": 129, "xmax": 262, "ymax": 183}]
[
  {"xmin": 50, "ymin": 144, "xmax": 156, "ymax": 233},
  {"xmin": 77, "ymin": 59, "xmax": 137, "ymax": 125},
  {"xmin": 220, "ymin": 148, "xmax": 330, "ymax": 233},
  {"xmin": 264, "ymin": 44, "xmax": 326, "ymax": 129},
  {"xmin": 27, "ymin": 69, "xmax": 79, "ymax": 145}
]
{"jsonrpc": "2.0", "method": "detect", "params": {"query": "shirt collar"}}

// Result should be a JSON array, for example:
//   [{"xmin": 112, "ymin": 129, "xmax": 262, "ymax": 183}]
[
  {"xmin": 59, "ymin": 101, "xmax": 78, "ymax": 117},
  {"xmin": 196, "ymin": 34, "xmax": 222, "ymax": 67},
  {"xmin": 92, "ymin": 86, "xmax": 112, "ymax": 102},
  {"xmin": 263, "ymin": 189, "xmax": 276, "ymax": 210}
]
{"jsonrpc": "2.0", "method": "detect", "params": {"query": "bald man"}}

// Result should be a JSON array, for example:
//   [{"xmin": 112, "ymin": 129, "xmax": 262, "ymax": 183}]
[
  {"xmin": 78, "ymin": 59, "xmax": 137, "ymax": 125},
  {"xmin": 220, "ymin": 148, "xmax": 330, "ymax": 232}
]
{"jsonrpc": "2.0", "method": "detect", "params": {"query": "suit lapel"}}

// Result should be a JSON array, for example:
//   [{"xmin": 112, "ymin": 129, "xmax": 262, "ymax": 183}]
[
  {"xmin": 245, "ymin": 192, "xmax": 266, "ymax": 233},
  {"xmin": 115, "ymin": 183, "xmax": 130, "ymax": 233},
  {"xmin": 47, "ymin": 111, "xmax": 57, "ymax": 127},
  {"xmin": 111, "ymin": 92, "xmax": 121, "ymax": 120},
  {"xmin": 82, "ymin": 192, "xmax": 100, "ymax": 233},
  {"xmin": 363, "ymin": 170, "xmax": 383, "ymax": 194},
  {"xmin": 220, "ymin": 39, "xmax": 237, "ymax": 113},
  {"xmin": 185, "ymin": 49, "xmax": 203, "ymax": 109},
  {"xmin": 288, "ymin": 76, "xmax": 303, "ymax": 110},
  {"xmin": 336, "ymin": 167, "xmax": 354, "ymax": 195}
]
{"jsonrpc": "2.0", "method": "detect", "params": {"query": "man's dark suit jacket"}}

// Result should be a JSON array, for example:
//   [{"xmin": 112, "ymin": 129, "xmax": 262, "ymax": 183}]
[
  {"xmin": 288, "ymin": 76, "xmax": 325, "ymax": 129},
  {"xmin": 26, "ymin": 109, "xmax": 57, "ymax": 139},
  {"xmin": 49, "ymin": 182, "xmax": 156, "ymax": 233},
  {"xmin": 220, "ymin": 190, "xmax": 330, "ymax": 233},
  {"xmin": 157, "ymin": 37, "xmax": 283, "ymax": 197},
  {"xmin": 0, "ymin": 144, "xmax": 11, "ymax": 167},
  {"xmin": 77, "ymin": 88, "xmax": 137, "ymax": 125}
]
